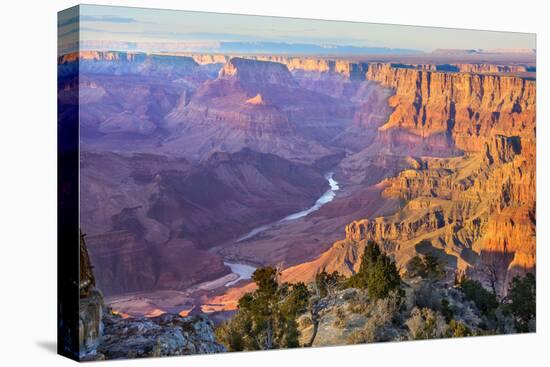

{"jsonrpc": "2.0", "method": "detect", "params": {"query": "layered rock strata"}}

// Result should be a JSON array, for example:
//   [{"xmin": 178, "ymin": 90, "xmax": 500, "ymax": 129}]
[
  {"xmin": 366, "ymin": 63, "xmax": 535, "ymax": 153},
  {"xmin": 283, "ymin": 65, "xmax": 535, "ymax": 295}
]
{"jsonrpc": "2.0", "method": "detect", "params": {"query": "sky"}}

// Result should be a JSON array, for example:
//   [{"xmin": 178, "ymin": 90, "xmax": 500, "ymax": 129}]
[{"xmin": 58, "ymin": 4, "xmax": 536, "ymax": 55}]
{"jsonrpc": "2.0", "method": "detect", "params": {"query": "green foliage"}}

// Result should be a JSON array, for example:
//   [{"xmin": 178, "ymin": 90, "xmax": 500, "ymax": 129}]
[
  {"xmin": 406, "ymin": 307, "xmax": 447, "ymax": 340},
  {"xmin": 253, "ymin": 266, "xmax": 279, "ymax": 297},
  {"xmin": 446, "ymin": 320, "xmax": 472, "ymax": 338},
  {"xmin": 505, "ymin": 273, "xmax": 536, "ymax": 332},
  {"xmin": 367, "ymin": 255, "xmax": 402, "ymax": 300},
  {"xmin": 459, "ymin": 278, "xmax": 499, "ymax": 317},
  {"xmin": 216, "ymin": 266, "xmax": 311, "ymax": 351},
  {"xmin": 315, "ymin": 271, "xmax": 344, "ymax": 298},
  {"xmin": 408, "ymin": 253, "xmax": 445, "ymax": 279},
  {"xmin": 440, "ymin": 298, "xmax": 454, "ymax": 323},
  {"xmin": 347, "ymin": 241, "xmax": 402, "ymax": 300},
  {"xmin": 215, "ymin": 313, "xmax": 248, "ymax": 352}
]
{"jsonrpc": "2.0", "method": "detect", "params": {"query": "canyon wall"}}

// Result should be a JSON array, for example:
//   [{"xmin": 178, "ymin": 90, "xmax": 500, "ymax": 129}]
[
  {"xmin": 189, "ymin": 53, "xmax": 369, "ymax": 80},
  {"xmin": 284, "ymin": 64, "xmax": 535, "ymax": 295},
  {"xmin": 366, "ymin": 63, "xmax": 536, "ymax": 152},
  {"xmin": 400, "ymin": 63, "xmax": 531, "ymax": 73},
  {"xmin": 285, "ymin": 137, "xmax": 535, "ymax": 294},
  {"xmin": 59, "ymin": 51, "xmax": 201, "ymax": 77},
  {"xmin": 188, "ymin": 52, "xmax": 532, "ymax": 78}
]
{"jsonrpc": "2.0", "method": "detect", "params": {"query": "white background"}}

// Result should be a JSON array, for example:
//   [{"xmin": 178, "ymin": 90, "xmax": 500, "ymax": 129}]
[{"xmin": 0, "ymin": 0, "xmax": 547, "ymax": 365}]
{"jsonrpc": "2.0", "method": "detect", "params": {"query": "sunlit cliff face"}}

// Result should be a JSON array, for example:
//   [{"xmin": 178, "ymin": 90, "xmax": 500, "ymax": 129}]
[{"xmin": 278, "ymin": 63, "xmax": 535, "ymax": 298}]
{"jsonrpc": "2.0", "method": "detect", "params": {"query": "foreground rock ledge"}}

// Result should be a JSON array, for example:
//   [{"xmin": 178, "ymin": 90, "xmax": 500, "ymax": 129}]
[{"xmin": 84, "ymin": 312, "xmax": 226, "ymax": 361}]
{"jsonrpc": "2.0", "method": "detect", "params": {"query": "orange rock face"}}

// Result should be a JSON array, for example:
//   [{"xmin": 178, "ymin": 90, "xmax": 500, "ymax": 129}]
[
  {"xmin": 284, "ymin": 64, "xmax": 535, "ymax": 294},
  {"xmin": 366, "ymin": 63, "xmax": 535, "ymax": 152}
]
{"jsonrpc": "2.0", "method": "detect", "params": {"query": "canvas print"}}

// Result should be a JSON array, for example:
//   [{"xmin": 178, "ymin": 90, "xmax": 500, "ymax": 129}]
[{"xmin": 57, "ymin": 4, "xmax": 536, "ymax": 361}]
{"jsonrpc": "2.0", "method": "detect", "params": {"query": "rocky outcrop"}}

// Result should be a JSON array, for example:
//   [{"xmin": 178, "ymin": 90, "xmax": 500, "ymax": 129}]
[
  {"xmin": 246, "ymin": 93, "xmax": 266, "ymax": 105},
  {"xmin": 345, "ymin": 209, "xmax": 447, "ymax": 243},
  {"xmin": 79, "ymin": 230, "xmax": 225, "ymax": 361},
  {"xmin": 79, "ymin": 233, "xmax": 104, "ymax": 357},
  {"xmin": 190, "ymin": 54, "xmax": 229, "ymax": 65},
  {"xmin": 89, "ymin": 313, "xmax": 225, "ymax": 360},
  {"xmin": 296, "ymin": 284, "xmax": 483, "ymax": 347},
  {"xmin": 219, "ymin": 57, "xmax": 296, "ymax": 86}
]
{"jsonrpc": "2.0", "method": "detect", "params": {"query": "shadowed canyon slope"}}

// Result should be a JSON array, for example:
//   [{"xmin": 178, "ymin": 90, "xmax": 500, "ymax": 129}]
[
  {"xmin": 60, "ymin": 51, "xmax": 535, "ymax": 311},
  {"xmin": 80, "ymin": 149, "xmax": 328, "ymax": 295}
]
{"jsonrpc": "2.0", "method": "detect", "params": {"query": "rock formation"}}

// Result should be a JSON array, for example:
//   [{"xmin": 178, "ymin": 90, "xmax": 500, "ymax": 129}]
[
  {"xmin": 79, "ymin": 232, "xmax": 104, "ymax": 357},
  {"xmin": 295, "ymin": 285, "xmax": 483, "ymax": 347},
  {"xmin": 283, "ymin": 63, "xmax": 535, "ymax": 295},
  {"xmin": 188, "ymin": 54, "xmax": 369, "ymax": 80},
  {"xmin": 79, "ymin": 230, "xmax": 225, "ymax": 361},
  {"xmin": 391, "ymin": 63, "xmax": 531, "ymax": 74},
  {"xmin": 219, "ymin": 57, "xmax": 296, "ymax": 86},
  {"xmin": 365, "ymin": 63, "xmax": 535, "ymax": 153},
  {"xmin": 246, "ymin": 93, "xmax": 266, "ymax": 105},
  {"xmin": 285, "ymin": 134, "xmax": 535, "ymax": 295},
  {"xmin": 59, "ymin": 51, "xmax": 200, "ymax": 77},
  {"xmin": 90, "ymin": 313, "xmax": 225, "ymax": 360},
  {"xmin": 163, "ymin": 57, "xmax": 359, "ymax": 162}
]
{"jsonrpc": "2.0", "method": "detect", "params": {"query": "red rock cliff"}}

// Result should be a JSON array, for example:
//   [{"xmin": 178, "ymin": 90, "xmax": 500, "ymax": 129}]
[
  {"xmin": 284, "ymin": 64, "xmax": 535, "ymax": 295},
  {"xmin": 366, "ymin": 63, "xmax": 536, "ymax": 152}
]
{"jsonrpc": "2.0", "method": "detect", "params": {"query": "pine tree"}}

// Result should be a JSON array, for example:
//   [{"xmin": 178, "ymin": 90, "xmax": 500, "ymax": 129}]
[
  {"xmin": 505, "ymin": 273, "xmax": 536, "ymax": 332},
  {"xmin": 216, "ymin": 267, "xmax": 311, "ymax": 351},
  {"xmin": 347, "ymin": 240, "xmax": 402, "ymax": 300}
]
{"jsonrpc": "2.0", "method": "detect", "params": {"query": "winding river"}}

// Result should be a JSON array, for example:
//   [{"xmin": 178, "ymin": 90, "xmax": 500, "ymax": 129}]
[{"xmin": 225, "ymin": 172, "xmax": 340, "ymax": 286}]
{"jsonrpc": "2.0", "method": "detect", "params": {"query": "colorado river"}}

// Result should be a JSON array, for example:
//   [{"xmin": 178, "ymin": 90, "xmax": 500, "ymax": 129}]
[
  {"xmin": 236, "ymin": 172, "xmax": 339, "ymax": 243},
  {"xmin": 281, "ymin": 173, "xmax": 340, "ymax": 221},
  {"xmin": 224, "ymin": 262, "xmax": 257, "ymax": 286},
  {"xmin": 225, "ymin": 172, "xmax": 340, "ymax": 286}
]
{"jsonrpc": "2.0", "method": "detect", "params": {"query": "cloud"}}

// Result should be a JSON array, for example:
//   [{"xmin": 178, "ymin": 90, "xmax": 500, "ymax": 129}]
[
  {"xmin": 59, "ymin": 15, "xmax": 142, "ymax": 29},
  {"xmin": 79, "ymin": 27, "xmax": 106, "ymax": 33},
  {"xmin": 80, "ymin": 15, "xmax": 139, "ymax": 23}
]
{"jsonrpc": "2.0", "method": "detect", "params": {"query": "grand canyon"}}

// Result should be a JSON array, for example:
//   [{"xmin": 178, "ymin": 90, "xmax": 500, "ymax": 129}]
[{"xmin": 58, "ymin": 6, "xmax": 536, "ymax": 360}]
